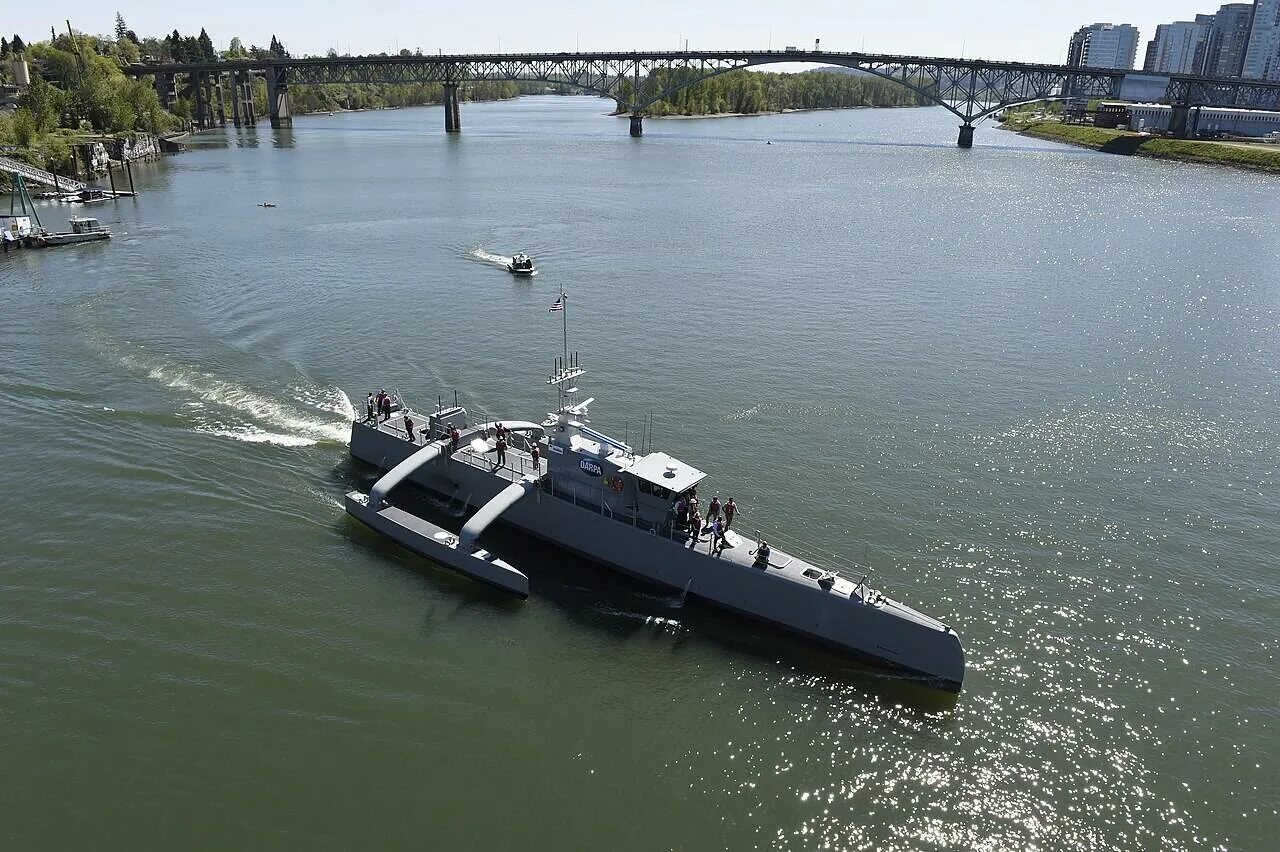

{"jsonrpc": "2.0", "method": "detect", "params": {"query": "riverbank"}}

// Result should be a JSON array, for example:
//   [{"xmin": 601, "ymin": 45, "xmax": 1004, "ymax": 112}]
[
  {"xmin": 638, "ymin": 104, "xmax": 922, "ymax": 120},
  {"xmin": 1003, "ymin": 119, "xmax": 1280, "ymax": 174}
]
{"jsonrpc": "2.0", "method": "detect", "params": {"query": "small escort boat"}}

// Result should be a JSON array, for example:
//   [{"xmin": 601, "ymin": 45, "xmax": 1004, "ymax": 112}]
[
  {"xmin": 344, "ymin": 287, "xmax": 966, "ymax": 691},
  {"xmin": 35, "ymin": 217, "xmax": 112, "ymax": 247},
  {"xmin": 507, "ymin": 252, "xmax": 536, "ymax": 276}
]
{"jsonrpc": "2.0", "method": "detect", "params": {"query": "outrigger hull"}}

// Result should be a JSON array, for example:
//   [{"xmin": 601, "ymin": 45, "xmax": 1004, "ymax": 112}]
[
  {"xmin": 345, "ymin": 491, "xmax": 529, "ymax": 598},
  {"xmin": 349, "ymin": 420, "xmax": 965, "ymax": 691}
]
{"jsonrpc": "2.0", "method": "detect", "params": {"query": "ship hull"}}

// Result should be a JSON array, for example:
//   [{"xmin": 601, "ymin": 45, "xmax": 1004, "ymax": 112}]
[{"xmin": 351, "ymin": 421, "xmax": 964, "ymax": 691}]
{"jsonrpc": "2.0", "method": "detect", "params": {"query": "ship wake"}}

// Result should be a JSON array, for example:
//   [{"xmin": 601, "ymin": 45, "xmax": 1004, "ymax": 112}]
[{"xmin": 119, "ymin": 351, "xmax": 355, "ymax": 447}]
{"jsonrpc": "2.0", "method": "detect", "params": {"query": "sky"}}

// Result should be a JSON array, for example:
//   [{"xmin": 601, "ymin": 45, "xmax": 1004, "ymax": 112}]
[{"xmin": 5, "ymin": 1, "xmax": 1235, "ymax": 65}]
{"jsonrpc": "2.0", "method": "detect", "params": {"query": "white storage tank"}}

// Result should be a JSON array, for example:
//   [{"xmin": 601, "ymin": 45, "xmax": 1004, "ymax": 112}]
[{"xmin": 11, "ymin": 58, "xmax": 31, "ymax": 89}]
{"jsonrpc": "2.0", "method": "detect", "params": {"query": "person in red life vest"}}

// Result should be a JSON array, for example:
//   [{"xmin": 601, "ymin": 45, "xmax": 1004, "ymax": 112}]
[
  {"xmin": 496, "ymin": 422, "xmax": 507, "ymax": 440},
  {"xmin": 449, "ymin": 425, "xmax": 461, "ymax": 453},
  {"xmin": 706, "ymin": 495, "xmax": 722, "ymax": 524},
  {"xmin": 723, "ymin": 497, "xmax": 737, "ymax": 529},
  {"xmin": 379, "ymin": 391, "xmax": 392, "ymax": 422},
  {"xmin": 496, "ymin": 435, "xmax": 507, "ymax": 467},
  {"xmin": 531, "ymin": 443, "xmax": 541, "ymax": 473}
]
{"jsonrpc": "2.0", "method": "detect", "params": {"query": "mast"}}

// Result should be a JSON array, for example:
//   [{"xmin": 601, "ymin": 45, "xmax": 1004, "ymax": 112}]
[{"xmin": 547, "ymin": 283, "xmax": 585, "ymax": 415}]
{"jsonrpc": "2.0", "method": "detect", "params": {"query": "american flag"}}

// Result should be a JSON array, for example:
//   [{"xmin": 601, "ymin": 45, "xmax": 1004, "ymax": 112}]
[{"xmin": 548, "ymin": 295, "xmax": 564, "ymax": 313}]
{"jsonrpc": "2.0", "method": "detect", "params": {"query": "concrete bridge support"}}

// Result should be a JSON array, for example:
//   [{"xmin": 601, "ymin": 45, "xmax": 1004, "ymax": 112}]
[
  {"xmin": 629, "ymin": 113, "xmax": 643, "ymax": 137},
  {"xmin": 239, "ymin": 72, "xmax": 257, "ymax": 125},
  {"xmin": 215, "ymin": 75, "xmax": 227, "ymax": 126},
  {"xmin": 193, "ymin": 73, "xmax": 209, "ymax": 128},
  {"xmin": 266, "ymin": 66, "xmax": 292, "ymax": 129},
  {"xmin": 957, "ymin": 123, "xmax": 975, "ymax": 148},
  {"xmin": 443, "ymin": 83, "xmax": 461, "ymax": 132},
  {"xmin": 154, "ymin": 73, "xmax": 177, "ymax": 111},
  {"xmin": 231, "ymin": 72, "xmax": 242, "ymax": 126}
]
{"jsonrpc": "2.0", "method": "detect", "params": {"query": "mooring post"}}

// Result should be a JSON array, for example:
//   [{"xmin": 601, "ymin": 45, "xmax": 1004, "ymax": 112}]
[
  {"xmin": 629, "ymin": 112, "xmax": 643, "ymax": 137},
  {"xmin": 125, "ymin": 159, "xmax": 134, "ymax": 195},
  {"xmin": 107, "ymin": 162, "xmax": 117, "ymax": 194},
  {"xmin": 957, "ymin": 123, "xmax": 975, "ymax": 148}
]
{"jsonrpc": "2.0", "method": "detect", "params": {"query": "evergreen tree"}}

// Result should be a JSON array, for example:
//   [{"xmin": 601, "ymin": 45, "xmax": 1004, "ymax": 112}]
[
  {"xmin": 126, "ymin": 30, "xmax": 139, "ymax": 46},
  {"xmin": 268, "ymin": 35, "xmax": 289, "ymax": 59},
  {"xmin": 197, "ymin": 28, "xmax": 215, "ymax": 61},
  {"xmin": 13, "ymin": 34, "xmax": 26, "ymax": 53},
  {"xmin": 1, "ymin": 37, "xmax": 8, "ymax": 57},
  {"xmin": 115, "ymin": 13, "xmax": 128, "ymax": 42}
]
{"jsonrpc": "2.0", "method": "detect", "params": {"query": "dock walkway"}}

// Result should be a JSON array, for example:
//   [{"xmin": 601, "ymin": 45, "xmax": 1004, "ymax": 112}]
[{"xmin": 0, "ymin": 156, "xmax": 87, "ymax": 192}]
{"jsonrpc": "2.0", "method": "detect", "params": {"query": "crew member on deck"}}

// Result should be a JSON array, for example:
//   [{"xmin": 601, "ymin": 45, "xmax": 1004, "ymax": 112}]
[
  {"xmin": 531, "ymin": 443, "xmax": 541, "ymax": 473},
  {"xmin": 753, "ymin": 541, "xmax": 771, "ymax": 568},
  {"xmin": 365, "ymin": 393, "xmax": 376, "ymax": 423},
  {"xmin": 496, "ymin": 435, "xmax": 507, "ymax": 467},
  {"xmin": 688, "ymin": 511, "xmax": 702, "ymax": 546},
  {"xmin": 723, "ymin": 497, "xmax": 737, "ymax": 529},
  {"xmin": 707, "ymin": 495, "xmax": 722, "ymax": 524},
  {"xmin": 449, "ymin": 425, "xmax": 461, "ymax": 453},
  {"xmin": 403, "ymin": 415, "xmax": 415, "ymax": 441}
]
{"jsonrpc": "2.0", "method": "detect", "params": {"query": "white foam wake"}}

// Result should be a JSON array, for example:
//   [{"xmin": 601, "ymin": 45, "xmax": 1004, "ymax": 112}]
[
  {"xmin": 469, "ymin": 247, "xmax": 514, "ymax": 266},
  {"xmin": 120, "ymin": 352, "xmax": 354, "ymax": 447}
]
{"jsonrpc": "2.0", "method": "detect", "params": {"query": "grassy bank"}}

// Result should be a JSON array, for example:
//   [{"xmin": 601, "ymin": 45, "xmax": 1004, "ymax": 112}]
[{"xmin": 1004, "ymin": 119, "xmax": 1280, "ymax": 174}]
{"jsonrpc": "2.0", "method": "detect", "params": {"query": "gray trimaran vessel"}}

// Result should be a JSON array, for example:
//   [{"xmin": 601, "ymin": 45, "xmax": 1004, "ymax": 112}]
[{"xmin": 345, "ymin": 287, "xmax": 965, "ymax": 691}]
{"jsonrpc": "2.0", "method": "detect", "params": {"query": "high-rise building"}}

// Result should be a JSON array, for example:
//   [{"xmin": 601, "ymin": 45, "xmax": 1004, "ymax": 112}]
[
  {"xmin": 1143, "ymin": 19, "xmax": 1215, "ymax": 74},
  {"xmin": 1066, "ymin": 23, "xmax": 1141, "ymax": 70},
  {"xmin": 1205, "ymin": 4, "xmax": 1256, "ymax": 77},
  {"xmin": 1243, "ymin": 0, "xmax": 1280, "ymax": 80}
]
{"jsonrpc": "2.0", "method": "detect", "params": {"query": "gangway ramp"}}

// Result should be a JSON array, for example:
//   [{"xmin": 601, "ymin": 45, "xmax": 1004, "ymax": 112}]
[{"xmin": 1, "ymin": 156, "xmax": 87, "ymax": 192}]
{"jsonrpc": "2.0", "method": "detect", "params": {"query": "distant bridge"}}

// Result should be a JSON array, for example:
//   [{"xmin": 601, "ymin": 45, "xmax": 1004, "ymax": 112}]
[{"xmin": 125, "ymin": 50, "xmax": 1280, "ymax": 147}]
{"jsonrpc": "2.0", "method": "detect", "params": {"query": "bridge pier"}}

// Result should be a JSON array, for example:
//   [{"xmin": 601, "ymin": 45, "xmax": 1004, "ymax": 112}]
[
  {"xmin": 215, "ymin": 75, "xmax": 227, "ymax": 126},
  {"xmin": 266, "ymin": 66, "xmax": 292, "ymax": 129},
  {"xmin": 154, "ymin": 73, "xmax": 177, "ymax": 111},
  {"xmin": 629, "ymin": 113, "xmax": 643, "ymax": 137},
  {"xmin": 443, "ymin": 84, "xmax": 461, "ymax": 132},
  {"xmin": 193, "ymin": 73, "xmax": 209, "ymax": 129},
  {"xmin": 957, "ymin": 123, "xmax": 975, "ymax": 148},
  {"xmin": 231, "ymin": 72, "xmax": 242, "ymax": 126},
  {"xmin": 241, "ymin": 72, "xmax": 257, "ymax": 124}
]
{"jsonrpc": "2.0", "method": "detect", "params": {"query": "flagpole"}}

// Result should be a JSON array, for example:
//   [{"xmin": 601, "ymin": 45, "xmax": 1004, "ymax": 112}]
[{"xmin": 561, "ymin": 283, "xmax": 568, "ymax": 373}]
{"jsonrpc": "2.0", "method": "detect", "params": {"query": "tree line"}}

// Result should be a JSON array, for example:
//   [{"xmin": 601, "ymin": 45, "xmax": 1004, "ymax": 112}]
[{"xmin": 619, "ymin": 68, "xmax": 928, "ymax": 116}]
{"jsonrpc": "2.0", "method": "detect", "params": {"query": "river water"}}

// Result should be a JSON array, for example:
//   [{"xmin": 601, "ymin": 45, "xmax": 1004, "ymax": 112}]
[{"xmin": 2, "ymin": 97, "xmax": 1277, "ymax": 850}]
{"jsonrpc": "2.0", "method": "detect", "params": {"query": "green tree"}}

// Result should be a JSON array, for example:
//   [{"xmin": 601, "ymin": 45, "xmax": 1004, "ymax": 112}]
[
  {"xmin": 115, "ymin": 13, "xmax": 128, "ymax": 42},
  {"xmin": 1, "ymin": 37, "xmax": 9, "ymax": 57},
  {"xmin": 13, "ymin": 34, "xmax": 26, "ymax": 53},
  {"xmin": 10, "ymin": 108, "xmax": 37, "ymax": 147},
  {"xmin": 197, "ymin": 28, "xmax": 215, "ymax": 61},
  {"xmin": 17, "ymin": 75, "xmax": 63, "ymax": 133},
  {"xmin": 226, "ymin": 36, "xmax": 246, "ymax": 58}
]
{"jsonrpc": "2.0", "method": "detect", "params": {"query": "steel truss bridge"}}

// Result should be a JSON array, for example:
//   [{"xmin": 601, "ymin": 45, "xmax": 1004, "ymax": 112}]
[{"xmin": 126, "ymin": 50, "xmax": 1280, "ymax": 146}]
